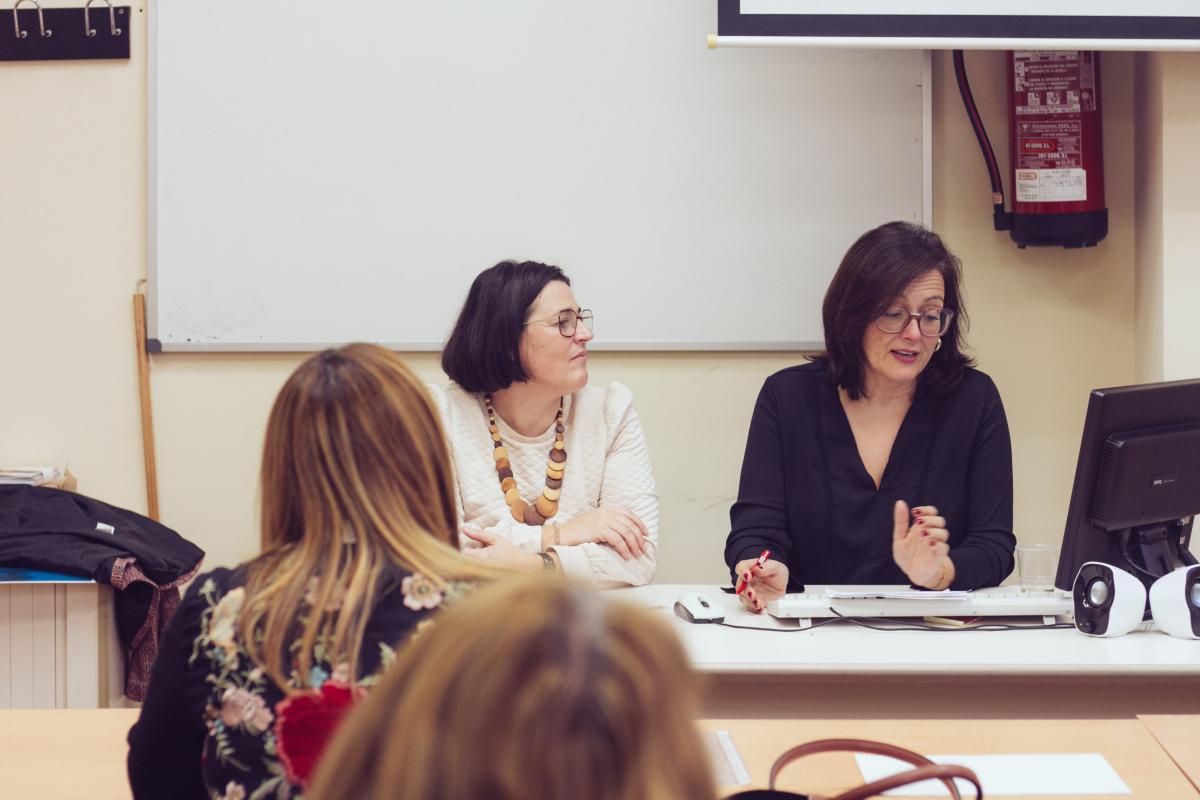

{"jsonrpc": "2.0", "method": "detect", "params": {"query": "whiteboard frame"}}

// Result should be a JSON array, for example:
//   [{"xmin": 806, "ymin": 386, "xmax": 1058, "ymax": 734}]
[
  {"xmin": 146, "ymin": 0, "xmax": 160, "ymax": 346},
  {"xmin": 711, "ymin": 36, "xmax": 1200, "ymax": 51},
  {"xmin": 146, "ymin": 3, "xmax": 932, "ymax": 353}
]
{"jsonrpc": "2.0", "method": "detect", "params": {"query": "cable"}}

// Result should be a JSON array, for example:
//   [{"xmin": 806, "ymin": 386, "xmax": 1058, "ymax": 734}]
[
  {"xmin": 716, "ymin": 617, "xmax": 843, "ymax": 633},
  {"xmin": 952, "ymin": 49, "xmax": 1011, "ymax": 232},
  {"xmin": 1119, "ymin": 529, "xmax": 1161, "ymax": 580}
]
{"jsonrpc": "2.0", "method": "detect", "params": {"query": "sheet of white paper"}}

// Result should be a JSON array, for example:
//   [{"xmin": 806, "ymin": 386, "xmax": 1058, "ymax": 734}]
[
  {"xmin": 855, "ymin": 753, "xmax": 1131, "ymax": 796},
  {"xmin": 706, "ymin": 730, "xmax": 751, "ymax": 787},
  {"xmin": 826, "ymin": 590, "xmax": 973, "ymax": 600}
]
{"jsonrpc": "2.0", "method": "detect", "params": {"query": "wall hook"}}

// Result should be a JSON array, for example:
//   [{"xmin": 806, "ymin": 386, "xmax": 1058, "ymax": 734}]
[
  {"xmin": 84, "ymin": 0, "xmax": 120, "ymax": 38},
  {"xmin": 12, "ymin": 0, "xmax": 51, "ymax": 39}
]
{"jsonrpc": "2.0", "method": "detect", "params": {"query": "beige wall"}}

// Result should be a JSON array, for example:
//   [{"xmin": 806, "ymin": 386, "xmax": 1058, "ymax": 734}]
[
  {"xmin": 7, "ymin": 6, "xmax": 1173, "ymax": 585},
  {"xmin": 1134, "ymin": 52, "xmax": 1200, "ymax": 385},
  {"xmin": 1155, "ymin": 55, "xmax": 1200, "ymax": 382},
  {"xmin": 2, "ymin": 5, "xmax": 148, "ymax": 513},
  {"xmin": 1134, "ymin": 53, "xmax": 1165, "ymax": 384}
]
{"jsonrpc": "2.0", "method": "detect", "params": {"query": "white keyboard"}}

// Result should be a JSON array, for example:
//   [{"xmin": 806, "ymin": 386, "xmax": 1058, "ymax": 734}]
[{"xmin": 768, "ymin": 585, "xmax": 1073, "ymax": 623}]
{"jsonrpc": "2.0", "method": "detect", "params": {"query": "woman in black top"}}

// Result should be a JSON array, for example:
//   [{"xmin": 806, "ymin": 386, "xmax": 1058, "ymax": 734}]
[{"xmin": 727, "ymin": 222, "xmax": 1015, "ymax": 611}]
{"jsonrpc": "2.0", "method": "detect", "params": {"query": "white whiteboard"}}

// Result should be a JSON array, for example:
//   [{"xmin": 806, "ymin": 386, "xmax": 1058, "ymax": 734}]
[{"xmin": 149, "ymin": 1, "xmax": 927, "ymax": 351}]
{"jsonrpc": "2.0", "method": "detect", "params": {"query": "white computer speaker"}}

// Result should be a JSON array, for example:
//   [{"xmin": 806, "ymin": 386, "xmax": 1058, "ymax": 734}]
[
  {"xmin": 1149, "ymin": 565, "xmax": 1200, "ymax": 640},
  {"xmin": 1072, "ymin": 562, "xmax": 1147, "ymax": 637}
]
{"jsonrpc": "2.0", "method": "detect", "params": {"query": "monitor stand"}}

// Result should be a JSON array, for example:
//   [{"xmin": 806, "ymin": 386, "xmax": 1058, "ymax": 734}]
[{"xmin": 1119, "ymin": 521, "xmax": 1197, "ymax": 616}]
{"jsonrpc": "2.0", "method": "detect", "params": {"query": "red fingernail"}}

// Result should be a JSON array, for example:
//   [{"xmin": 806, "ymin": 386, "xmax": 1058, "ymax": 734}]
[
  {"xmin": 921, "ymin": 531, "xmax": 928, "ymax": 537},
  {"xmin": 914, "ymin": 510, "xmax": 923, "ymax": 518}
]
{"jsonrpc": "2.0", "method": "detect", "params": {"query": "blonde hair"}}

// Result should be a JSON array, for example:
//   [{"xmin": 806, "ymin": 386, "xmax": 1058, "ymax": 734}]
[
  {"xmin": 237, "ymin": 343, "xmax": 492, "ymax": 691},
  {"xmin": 308, "ymin": 575, "xmax": 717, "ymax": 800}
]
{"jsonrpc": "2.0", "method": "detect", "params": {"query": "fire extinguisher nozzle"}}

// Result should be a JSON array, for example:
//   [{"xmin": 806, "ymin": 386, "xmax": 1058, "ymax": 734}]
[{"xmin": 993, "ymin": 205, "xmax": 1012, "ymax": 232}]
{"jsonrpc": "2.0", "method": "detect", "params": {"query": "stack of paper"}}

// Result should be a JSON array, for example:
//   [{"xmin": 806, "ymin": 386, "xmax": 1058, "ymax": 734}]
[
  {"xmin": 0, "ymin": 466, "xmax": 66, "ymax": 486},
  {"xmin": 826, "ymin": 589, "xmax": 973, "ymax": 600},
  {"xmin": 706, "ymin": 730, "xmax": 751, "ymax": 787},
  {"xmin": 855, "ymin": 752, "xmax": 1131, "ymax": 796}
]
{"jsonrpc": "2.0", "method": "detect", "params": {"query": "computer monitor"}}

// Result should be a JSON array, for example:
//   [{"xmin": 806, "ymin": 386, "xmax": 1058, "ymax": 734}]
[{"xmin": 1056, "ymin": 378, "xmax": 1200, "ymax": 593}]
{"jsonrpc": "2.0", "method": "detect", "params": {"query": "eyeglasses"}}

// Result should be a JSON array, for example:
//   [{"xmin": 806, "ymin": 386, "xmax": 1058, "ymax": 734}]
[
  {"xmin": 874, "ymin": 305, "xmax": 954, "ymax": 337},
  {"xmin": 525, "ymin": 308, "xmax": 594, "ymax": 337}
]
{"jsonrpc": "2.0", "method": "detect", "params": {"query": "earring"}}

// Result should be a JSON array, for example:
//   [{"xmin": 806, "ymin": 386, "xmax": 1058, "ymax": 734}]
[{"xmin": 934, "ymin": 339, "xmax": 942, "ymax": 352}]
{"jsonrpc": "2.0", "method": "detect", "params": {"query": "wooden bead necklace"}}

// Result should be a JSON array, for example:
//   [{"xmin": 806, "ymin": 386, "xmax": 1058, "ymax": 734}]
[{"xmin": 483, "ymin": 394, "xmax": 567, "ymax": 526}]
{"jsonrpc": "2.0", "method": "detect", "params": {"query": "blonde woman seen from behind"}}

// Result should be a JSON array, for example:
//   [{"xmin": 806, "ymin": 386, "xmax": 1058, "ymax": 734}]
[
  {"xmin": 309, "ymin": 575, "xmax": 716, "ymax": 800},
  {"xmin": 128, "ymin": 344, "xmax": 494, "ymax": 799}
]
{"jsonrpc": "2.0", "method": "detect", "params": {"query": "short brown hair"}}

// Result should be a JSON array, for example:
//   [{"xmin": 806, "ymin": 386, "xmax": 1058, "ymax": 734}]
[
  {"xmin": 309, "ymin": 575, "xmax": 717, "ymax": 800},
  {"xmin": 814, "ymin": 221, "xmax": 973, "ymax": 400},
  {"xmin": 442, "ymin": 260, "xmax": 570, "ymax": 393}
]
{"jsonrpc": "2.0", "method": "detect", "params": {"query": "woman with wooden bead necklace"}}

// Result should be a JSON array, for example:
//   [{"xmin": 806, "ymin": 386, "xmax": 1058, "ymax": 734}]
[{"xmin": 430, "ymin": 260, "xmax": 657, "ymax": 587}]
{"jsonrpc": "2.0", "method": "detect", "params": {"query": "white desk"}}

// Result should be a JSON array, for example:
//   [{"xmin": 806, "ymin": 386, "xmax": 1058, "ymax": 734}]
[{"xmin": 618, "ymin": 585, "xmax": 1200, "ymax": 719}]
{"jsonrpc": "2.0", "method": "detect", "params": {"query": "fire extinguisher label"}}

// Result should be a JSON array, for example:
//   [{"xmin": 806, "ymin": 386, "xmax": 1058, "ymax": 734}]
[
  {"xmin": 1011, "ymin": 50, "xmax": 1094, "ymax": 204},
  {"xmin": 1016, "ymin": 168, "xmax": 1087, "ymax": 203},
  {"xmin": 1013, "ymin": 51, "xmax": 1096, "ymax": 116}
]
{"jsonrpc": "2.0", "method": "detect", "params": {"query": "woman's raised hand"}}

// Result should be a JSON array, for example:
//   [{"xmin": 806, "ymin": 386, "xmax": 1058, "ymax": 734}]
[
  {"xmin": 555, "ymin": 506, "xmax": 649, "ymax": 560},
  {"xmin": 891, "ymin": 500, "xmax": 951, "ymax": 588}
]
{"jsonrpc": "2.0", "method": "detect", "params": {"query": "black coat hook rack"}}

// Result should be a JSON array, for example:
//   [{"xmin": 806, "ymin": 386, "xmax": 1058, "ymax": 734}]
[{"xmin": 1, "ymin": 2, "xmax": 130, "ymax": 62}]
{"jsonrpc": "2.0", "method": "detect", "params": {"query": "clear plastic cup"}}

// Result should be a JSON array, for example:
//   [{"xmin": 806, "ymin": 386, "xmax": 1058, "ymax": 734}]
[{"xmin": 1016, "ymin": 543, "xmax": 1057, "ymax": 592}]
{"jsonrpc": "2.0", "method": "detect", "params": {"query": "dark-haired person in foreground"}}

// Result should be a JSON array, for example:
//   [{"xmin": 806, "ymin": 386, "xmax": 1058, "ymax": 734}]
[
  {"xmin": 728, "ymin": 222, "xmax": 1015, "ymax": 611},
  {"xmin": 429, "ymin": 260, "xmax": 657, "ymax": 587}
]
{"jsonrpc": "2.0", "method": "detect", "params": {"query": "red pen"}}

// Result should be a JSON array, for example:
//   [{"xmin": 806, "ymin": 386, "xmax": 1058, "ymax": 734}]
[{"xmin": 735, "ymin": 549, "xmax": 771, "ymax": 595}]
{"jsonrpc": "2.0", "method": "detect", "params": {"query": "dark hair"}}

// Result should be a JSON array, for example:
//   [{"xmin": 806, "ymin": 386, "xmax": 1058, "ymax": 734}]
[
  {"xmin": 814, "ymin": 221, "xmax": 973, "ymax": 400},
  {"xmin": 442, "ymin": 260, "xmax": 570, "ymax": 393}
]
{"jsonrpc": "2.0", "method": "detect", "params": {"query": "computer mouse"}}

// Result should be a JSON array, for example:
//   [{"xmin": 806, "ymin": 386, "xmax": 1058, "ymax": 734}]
[{"xmin": 674, "ymin": 592, "xmax": 725, "ymax": 624}]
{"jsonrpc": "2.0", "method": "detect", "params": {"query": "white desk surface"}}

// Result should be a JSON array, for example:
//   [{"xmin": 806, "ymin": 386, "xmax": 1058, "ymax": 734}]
[{"xmin": 616, "ymin": 584, "xmax": 1200, "ymax": 677}]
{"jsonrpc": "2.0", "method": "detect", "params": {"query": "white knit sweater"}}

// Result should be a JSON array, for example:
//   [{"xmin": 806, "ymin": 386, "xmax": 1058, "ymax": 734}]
[{"xmin": 428, "ymin": 382, "xmax": 658, "ymax": 587}]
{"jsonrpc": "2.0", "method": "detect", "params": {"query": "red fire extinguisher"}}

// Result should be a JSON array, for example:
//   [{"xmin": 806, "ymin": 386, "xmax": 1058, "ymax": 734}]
[{"xmin": 955, "ymin": 50, "xmax": 1108, "ymax": 249}]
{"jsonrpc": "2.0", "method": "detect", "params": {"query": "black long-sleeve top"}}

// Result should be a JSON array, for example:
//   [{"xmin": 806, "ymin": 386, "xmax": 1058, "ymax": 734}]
[
  {"xmin": 127, "ymin": 565, "xmax": 465, "ymax": 799},
  {"xmin": 725, "ymin": 362, "xmax": 1015, "ymax": 590}
]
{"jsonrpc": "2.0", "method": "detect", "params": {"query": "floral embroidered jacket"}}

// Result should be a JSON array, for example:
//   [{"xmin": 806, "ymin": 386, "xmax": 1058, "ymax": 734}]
[{"xmin": 127, "ymin": 564, "xmax": 467, "ymax": 800}]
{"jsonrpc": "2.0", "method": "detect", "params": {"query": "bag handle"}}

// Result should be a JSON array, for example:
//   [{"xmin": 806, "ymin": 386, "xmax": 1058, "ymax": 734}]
[
  {"xmin": 830, "ymin": 764, "xmax": 982, "ymax": 800},
  {"xmin": 767, "ymin": 738, "xmax": 983, "ymax": 800}
]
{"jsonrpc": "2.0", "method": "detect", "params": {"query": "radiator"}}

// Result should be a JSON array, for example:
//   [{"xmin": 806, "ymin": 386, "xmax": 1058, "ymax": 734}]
[{"xmin": 0, "ymin": 583, "xmax": 125, "ymax": 708}]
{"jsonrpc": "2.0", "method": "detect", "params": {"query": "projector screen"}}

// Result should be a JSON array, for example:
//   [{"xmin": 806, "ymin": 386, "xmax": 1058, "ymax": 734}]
[{"xmin": 716, "ymin": 0, "xmax": 1200, "ymax": 49}]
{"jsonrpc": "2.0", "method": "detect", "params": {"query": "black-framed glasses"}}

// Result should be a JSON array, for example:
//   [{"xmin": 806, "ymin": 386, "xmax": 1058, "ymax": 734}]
[
  {"xmin": 874, "ymin": 305, "xmax": 954, "ymax": 337},
  {"xmin": 525, "ymin": 308, "xmax": 594, "ymax": 337}
]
